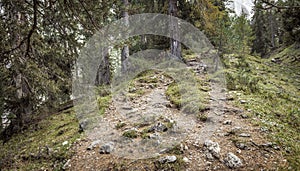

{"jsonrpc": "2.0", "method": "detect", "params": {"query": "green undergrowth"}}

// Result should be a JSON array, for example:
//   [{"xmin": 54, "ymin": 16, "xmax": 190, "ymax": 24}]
[
  {"xmin": 153, "ymin": 144, "xmax": 186, "ymax": 170},
  {"xmin": 166, "ymin": 79, "xmax": 209, "ymax": 114},
  {"xmin": 125, "ymin": 70, "xmax": 161, "ymax": 99},
  {"xmin": 223, "ymin": 44, "xmax": 300, "ymax": 169},
  {"xmin": 182, "ymin": 49, "xmax": 198, "ymax": 61},
  {"xmin": 154, "ymin": 156, "xmax": 185, "ymax": 171},
  {"xmin": 95, "ymin": 85, "xmax": 112, "ymax": 116},
  {"xmin": 0, "ymin": 109, "xmax": 80, "ymax": 170},
  {"xmin": 97, "ymin": 95, "xmax": 111, "ymax": 115}
]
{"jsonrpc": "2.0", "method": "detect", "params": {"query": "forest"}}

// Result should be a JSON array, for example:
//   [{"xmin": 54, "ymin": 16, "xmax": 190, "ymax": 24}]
[{"xmin": 0, "ymin": 0, "xmax": 299, "ymax": 170}]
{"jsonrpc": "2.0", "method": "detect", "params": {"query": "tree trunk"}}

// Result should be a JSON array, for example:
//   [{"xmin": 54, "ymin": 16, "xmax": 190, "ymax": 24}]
[
  {"xmin": 269, "ymin": 10, "xmax": 275, "ymax": 49},
  {"xmin": 169, "ymin": 0, "xmax": 182, "ymax": 60},
  {"xmin": 13, "ymin": 9, "xmax": 33, "ymax": 130},
  {"xmin": 95, "ymin": 48, "xmax": 111, "ymax": 86},
  {"xmin": 121, "ymin": 0, "xmax": 129, "ymax": 72}
]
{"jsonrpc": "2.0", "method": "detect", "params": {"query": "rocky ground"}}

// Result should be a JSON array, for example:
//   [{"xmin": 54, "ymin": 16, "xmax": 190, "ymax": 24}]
[
  {"xmin": 67, "ymin": 59, "xmax": 287, "ymax": 171},
  {"xmin": 1, "ymin": 47, "xmax": 298, "ymax": 171}
]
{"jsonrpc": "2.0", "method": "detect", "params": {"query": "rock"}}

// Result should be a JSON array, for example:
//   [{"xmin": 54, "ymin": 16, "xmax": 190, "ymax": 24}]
[
  {"xmin": 148, "ymin": 122, "xmax": 168, "ymax": 132},
  {"xmin": 166, "ymin": 103, "xmax": 176, "ymax": 108},
  {"xmin": 239, "ymin": 133, "xmax": 251, "ymax": 137},
  {"xmin": 99, "ymin": 142, "xmax": 114, "ymax": 154},
  {"xmin": 223, "ymin": 120, "xmax": 232, "ymax": 125},
  {"xmin": 230, "ymin": 126, "xmax": 242, "ymax": 134},
  {"xmin": 164, "ymin": 118, "xmax": 175, "ymax": 124},
  {"xmin": 205, "ymin": 152, "xmax": 214, "ymax": 161},
  {"xmin": 87, "ymin": 140, "xmax": 101, "ymax": 150},
  {"xmin": 260, "ymin": 127, "xmax": 269, "ymax": 132},
  {"xmin": 158, "ymin": 155, "xmax": 177, "ymax": 163},
  {"xmin": 261, "ymin": 142, "xmax": 273, "ymax": 147},
  {"xmin": 152, "ymin": 103, "xmax": 165, "ymax": 108},
  {"xmin": 183, "ymin": 157, "xmax": 190, "ymax": 163},
  {"xmin": 271, "ymin": 58, "xmax": 281, "ymax": 64},
  {"xmin": 206, "ymin": 161, "xmax": 212, "ymax": 166},
  {"xmin": 159, "ymin": 148, "xmax": 168, "ymax": 154},
  {"xmin": 180, "ymin": 143, "xmax": 188, "ymax": 152},
  {"xmin": 129, "ymin": 87, "xmax": 136, "ymax": 93},
  {"xmin": 149, "ymin": 84, "xmax": 155, "ymax": 89},
  {"xmin": 122, "ymin": 106, "xmax": 133, "ymax": 110},
  {"xmin": 235, "ymin": 142, "xmax": 250, "ymax": 150},
  {"xmin": 226, "ymin": 95, "xmax": 234, "ymax": 101},
  {"xmin": 224, "ymin": 152, "xmax": 242, "ymax": 168},
  {"xmin": 240, "ymin": 114, "xmax": 249, "ymax": 119},
  {"xmin": 240, "ymin": 100, "xmax": 247, "ymax": 104},
  {"xmin": 149, "ymin": 133, "xmax": 160, "ymax": 139},
  {"xmin": 204, "ymin": 140, "xmax": 221, "ymax": 159},
  {"xmin": 62, "ymin": 141, "xmax": 68, "ymax": 146},
  {"xmin": 79, "ymin": 120, "xmax": 89, "ymax": 133}
]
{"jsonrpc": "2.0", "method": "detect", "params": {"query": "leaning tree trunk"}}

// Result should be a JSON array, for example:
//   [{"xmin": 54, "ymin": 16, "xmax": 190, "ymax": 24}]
[
  {"xmin": 121, "ymin": 0, "xmax": 129, "ymax": 72},
  {"xmin": 169, "ymin": 0, "xmax": 182, "ymax": 60}
]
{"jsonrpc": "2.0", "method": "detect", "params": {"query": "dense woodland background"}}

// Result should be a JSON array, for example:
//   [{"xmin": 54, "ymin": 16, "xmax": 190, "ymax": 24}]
[{"xmin": 0, "ymin": 0, "xmax": 299, "ymax": 170}]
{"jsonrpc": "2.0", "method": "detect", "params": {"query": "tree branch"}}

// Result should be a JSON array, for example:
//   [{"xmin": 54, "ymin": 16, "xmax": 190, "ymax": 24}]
[
  {"xmin": 1, "ymin": 0, "xmax": 38, "ymax": 58},
  {"xmin": 78, "ymin": 1, "xmax": 100, "ymax": 30},
  {"xmin": 261, "ymin": 0, "xmax": 300, "ymax": 10},
  {"xmin": 24, "ymin": 0, "xmax": 38, "ymax": 58}
]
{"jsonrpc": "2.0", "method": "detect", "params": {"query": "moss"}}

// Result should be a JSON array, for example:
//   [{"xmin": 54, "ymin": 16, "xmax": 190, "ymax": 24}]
[
  {"xmin": 166, "ymin": 82, "xmax": 181, "ymax": 107},
  {"xmin": 0, "ymin": 109, "xmax": 80, "ymax": 170},
  {"xmin": 166, "ymin": 81, "xmax": 208, "ymax": 113},
  {"xmin": 126, "ymin": 89, "xmax": 146, "ymax": 100},
  {"xmin": 134, "ymin": 69, "xmax": 157, "ymax": 78},
  {"xmin": 136, "ymin": 76, "xmax": 158, "ymax": 84},
  {"xmin": 97, "ymin": 95, "xmax": 111, "ymax": 115},
  {"xmin": 223, "ymin": 46, "xmax": 300, "ymax": 169}
]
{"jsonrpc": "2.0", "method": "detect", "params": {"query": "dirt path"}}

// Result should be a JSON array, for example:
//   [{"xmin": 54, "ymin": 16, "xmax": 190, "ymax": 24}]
[{"xmin": 68, "ymin": 60, "xmax": 287, "ymax": 170}]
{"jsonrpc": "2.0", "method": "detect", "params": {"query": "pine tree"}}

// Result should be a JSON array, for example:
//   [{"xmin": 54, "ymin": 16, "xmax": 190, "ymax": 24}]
[
  {"xmin": 0, "ymin": 0, "xmax": 116, "ymax": 140},
  {"xmin": 251, "ymin": 0, "xmax": 269, "ymax": 56}
]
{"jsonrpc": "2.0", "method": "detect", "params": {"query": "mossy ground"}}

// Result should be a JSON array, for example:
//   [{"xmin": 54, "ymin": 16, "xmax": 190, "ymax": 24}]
[
  {"xmin": 223, "ymin": 44, "xmax": 300, "ymax": 169},
  {"xmin": 166, "ymin": 76, "xmax": 209, "ymax": 114},
  {"xmin": 0, "ymin": 109, "xmax": 81, "ymax": 170}
]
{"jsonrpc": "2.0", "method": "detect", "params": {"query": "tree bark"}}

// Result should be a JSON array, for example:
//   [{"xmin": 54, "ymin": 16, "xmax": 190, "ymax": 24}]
[
  {"xmin": 121, "ymin": 0, "xmax": 129, "ymax": 72},
  {"xmin": 95, "ymin": 48, "xmax": 111, "ymax": 86},
  {"xmin": 269, "ymin": 10, "xmax": 275, "ymax": 49},
  {"xmin": 169, "ymin": 0, "xmax": 182, "ymax": 60}
]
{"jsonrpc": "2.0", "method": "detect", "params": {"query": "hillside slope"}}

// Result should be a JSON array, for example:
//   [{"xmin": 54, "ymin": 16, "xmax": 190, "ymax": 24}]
[{"xmin": 0, "ymin": 45, "xmax": 299, "ymax": 170}]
